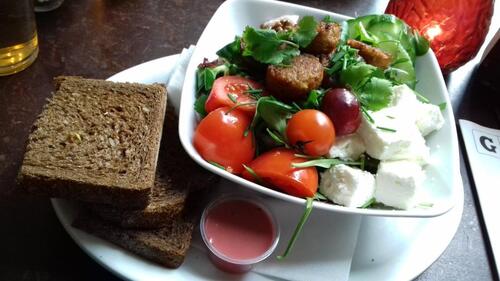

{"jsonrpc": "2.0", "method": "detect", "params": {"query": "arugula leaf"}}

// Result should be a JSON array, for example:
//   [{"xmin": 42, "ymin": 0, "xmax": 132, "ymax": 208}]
[
  {"xmin": 196, "ymin": 69, "xmax": 206, "ymax": 94},
  {"xmin": 291, "ymin": 102, "xmax": 302, "ymax": 111},
  {"xmin": 361, "ymin": 106, "xmax": 374, "ymax": 123},
  {"xmin": 301, "ymin": 89, "xmax": 326, "ymax": 109},
  {"xmin": 208, "ymin": 161, "xmax": 225, "ymax": 170},
  {"xmin": 418, "ymin": 202, "xmax": 434, "ymax": 208},
  {"xmin": 194, "ymin": 94, "xmax": 208, "ymax": 117},
  {"xmin": 294, "ymin": 153, "xmax": 318, "ymax": 159},
  {"xmin": 242, "ymin": 26, "xmax": 300, "ymax": 65},
  {"xmin": 376, "ymin": 126, "xmax": 397, "ymax": 132},
  {"xmin": 216, "ymin": 36, "xmax": 244, "ymax": 65},
  {"xmin": 245, "ymin": 83, "xmax": 264, "ymax": 99},
  {"xmin": 203, "ymin": 68, "xmax": 217, "ymax": 91},
  {"xmin": 361, "ymin": 197, "xmax": 376, "ymax": 208},
  {"xmin": 359, "ymin": 153, "xmax": 379, "ymax": 174},
  {"xmin": 292, "ymin": 158, "xmax": 361, "ymax": 169},
  {"xmin": 277, "ymin": 197, "xmax": 314, "ymax": 260},
  {"xmin": 242, "ymin": 164, "xmax": 263, "ymax": 184},
  {"xmin": 257, "ymin": 97, "xmax": 294, "ymax": 135},
  {"xmin": 227, "ymin": 93, "xmax": 238, "ymax": 103},
  {"xmin": 246, "ymin": 97, "xmax": 295, "ymax": 152},
  {"xmin": 266, "ymin": 128, "xmax": 289, "ymax": 147},
  {"xmin": 412, "ymin": 89, "xmax": 430, "ymax": 103},
  {"xmin": 313, "ymin": 192, "xmax": 328, "ymax": 201},
  {"xmin": 438, "ymin": 102, "xmax": 447, "ymax": 111},
  {"xmin": 412, "ymin": 29, "xmax": 430, "ymax": 56},
  {"xmin": 291, "ymin": 16, "xmax": 318, "ymax": 48},
  {"xmin": 196, "ymin": 63, "xmax": 246, "ymax": 95}
]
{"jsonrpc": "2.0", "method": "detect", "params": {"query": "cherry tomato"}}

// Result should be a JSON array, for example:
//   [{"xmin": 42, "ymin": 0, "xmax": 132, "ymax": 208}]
[
  {"xmin": 205, "ymin": 76, "xmax": 263, "ymax": 115},
  {"xmin": 194, "ymin": 107, "xmax": 255, "ymax": 174},
  {"xmin": 242, "ymin": 148, "xmax": 318, "ymax": 198},
  {"xmin": 321, "ymin": 88, "xmax": 361, "ymax": 136},
  {"xmin": 286, "ymin": 109, "xmax": 335, "ymax": 156}
]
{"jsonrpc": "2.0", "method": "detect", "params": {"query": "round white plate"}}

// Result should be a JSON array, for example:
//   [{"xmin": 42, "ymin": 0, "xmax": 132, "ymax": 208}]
[{"xmin": 52, "ymin": 54, "xmax": 464, "ymax": 281}]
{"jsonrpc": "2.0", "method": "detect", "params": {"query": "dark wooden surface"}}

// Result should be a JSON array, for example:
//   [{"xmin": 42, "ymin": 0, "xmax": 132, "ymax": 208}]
[{"xmin": 0, "ymin": 1, "xmax": 497, "ymax": 280}]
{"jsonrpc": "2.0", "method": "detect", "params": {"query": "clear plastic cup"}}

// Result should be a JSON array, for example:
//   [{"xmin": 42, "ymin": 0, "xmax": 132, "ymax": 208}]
[{"xmin": 200, "ymin": 195, "xmax": 280, "ymax": 273}]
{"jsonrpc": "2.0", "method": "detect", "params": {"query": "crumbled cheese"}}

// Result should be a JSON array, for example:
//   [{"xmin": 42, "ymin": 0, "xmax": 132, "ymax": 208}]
[
  {"xmin": 416, "ymin": 102, "xmax": 445, "ymax": 136},
  {"xmin": 390, "ymin": 84, "xmax": 445, "ymax": 136},
  {"xmin": 327, "ymin": 133, "xmax": 366, "ymax": 161},
  {"xmin": 374, "ymin": 160, "xmax": 425, "ymax": 210},
  {"xmin": 357, "ymin": 107, "xmax": 429, "ymax": 164},
  {"xmin": 320, "ymin": 164, "xmax": 375, "ymax": 207}
]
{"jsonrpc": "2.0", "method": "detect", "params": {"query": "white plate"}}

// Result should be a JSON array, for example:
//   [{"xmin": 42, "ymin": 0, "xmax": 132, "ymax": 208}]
[
  {"xmin": 52, "ymin": 54, "xmax": 463, "ymax": 281},
  {"xmin": 178, "ymin": 0, "xmax": 460, "ymax": 217}
]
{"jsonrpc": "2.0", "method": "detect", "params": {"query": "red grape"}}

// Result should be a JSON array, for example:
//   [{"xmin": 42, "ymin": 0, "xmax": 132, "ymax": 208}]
[{"xmin": 320, "ymin": 88, "xmax": 361, "ymax": 136}]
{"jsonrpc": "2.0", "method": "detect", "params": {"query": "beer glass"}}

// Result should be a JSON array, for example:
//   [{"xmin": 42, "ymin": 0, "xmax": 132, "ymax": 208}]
[
  {"xmin": 34, "ymin": 0, "xmax": 64, "ymax": 12},
  {"xmin": 0, "ymin": 0, "xmax": 39, "ymax": 76}
]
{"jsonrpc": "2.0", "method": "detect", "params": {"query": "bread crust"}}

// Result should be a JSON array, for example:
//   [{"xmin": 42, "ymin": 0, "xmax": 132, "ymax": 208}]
[{"xmin": 72, "ymin": 211, "xmax": 194, "ymax": 268}]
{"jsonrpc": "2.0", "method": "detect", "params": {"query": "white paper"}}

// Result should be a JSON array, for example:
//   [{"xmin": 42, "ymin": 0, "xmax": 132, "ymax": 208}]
[
  {"xmin": 167, "ymin": 45, "xmax": 196, "ymax": 115},
  {"xmin": 253, "ymin": 198, "xmax": 361, "ymax": 281},
  {"xmin": 459, "ymin": 119, "xmax": 500, "ymax": 277}
]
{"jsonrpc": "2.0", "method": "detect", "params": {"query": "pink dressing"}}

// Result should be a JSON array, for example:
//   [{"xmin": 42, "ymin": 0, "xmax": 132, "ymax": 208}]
[{"xmin": 204, "ymin": 200, "xmax": 275, "ymax": 261}]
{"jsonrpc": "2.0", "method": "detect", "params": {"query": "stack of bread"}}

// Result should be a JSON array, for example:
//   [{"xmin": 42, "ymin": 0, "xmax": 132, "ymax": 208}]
[{"xmin": 18, "ymin": 76, "xmax": 216, "ymax": 268}]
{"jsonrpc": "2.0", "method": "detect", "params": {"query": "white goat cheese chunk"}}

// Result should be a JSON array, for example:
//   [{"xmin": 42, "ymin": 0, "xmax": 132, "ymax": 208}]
[
  {"xmin": 320, "ymin": 164, "xmax": 375, "ymax": 208},
  {"xmin": 374, "ymin": 160, "xmax": 425, "ymax": 210},
  {"xmin": 327, "ymin": 133, "xmax": 366, "ymax": 161},
  {"xmin": 357, "ymin": 107, "xmax": 429, "ymax": 164},
  {"xmin": 390, "ymin": 85, "xmax": 445, "ymax": 136},
  {"xmin": 416, "ymin": 102, "xmax": 445, "ymax": 136},
  {"xmin": 389, "ymin": 84, "xmax": 419, "ymax": 122}
]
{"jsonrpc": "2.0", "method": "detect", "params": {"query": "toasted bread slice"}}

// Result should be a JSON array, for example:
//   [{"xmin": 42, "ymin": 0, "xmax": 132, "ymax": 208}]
[
  {"xmin": 88, "ymin": 107, "xmax": 217, "ymax": 228},
  {"xmin": 18, "ymin": 77, "xmax": 167, "ymax": 208},
  {"xmin": 72, "ymin": 211, "xmax": 194, "ymax": 268}
]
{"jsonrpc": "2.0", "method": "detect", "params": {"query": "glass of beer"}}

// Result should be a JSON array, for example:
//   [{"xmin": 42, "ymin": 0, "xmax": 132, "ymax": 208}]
[
  {"xmin": 34, "ymin": 0, "xmax": 64, "ymax": 12},
  {"xmin": 0, "ymin": 0, "xmax": 39, "ymax": 76}
]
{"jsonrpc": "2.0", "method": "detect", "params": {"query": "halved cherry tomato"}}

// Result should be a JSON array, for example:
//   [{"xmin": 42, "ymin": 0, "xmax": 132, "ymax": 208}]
[
  {"xmin": 194, "ymin": 107, "xmax": 255, "ymax": 174},
  {"xmin": 242, "ymin": 148, "xmax": 318, "ymax": 198},
  {"xmin": 205, "ymin": 76, "xmax": 263, "ymax": 115},
  {"xmin": 286, "ymin": 109, "xmax": 335, "ymax": 156}
]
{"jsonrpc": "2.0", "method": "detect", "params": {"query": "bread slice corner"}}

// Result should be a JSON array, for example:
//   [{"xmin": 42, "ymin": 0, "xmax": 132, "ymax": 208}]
[{"xmin": 72, "ymin": 211, "xmax": 195, "ymax": 268}]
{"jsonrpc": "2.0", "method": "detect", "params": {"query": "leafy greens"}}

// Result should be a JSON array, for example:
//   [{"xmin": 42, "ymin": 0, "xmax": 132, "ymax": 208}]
[{"xmin": 223, "ymin": 16, "xmax": 319, "ymax": 66}]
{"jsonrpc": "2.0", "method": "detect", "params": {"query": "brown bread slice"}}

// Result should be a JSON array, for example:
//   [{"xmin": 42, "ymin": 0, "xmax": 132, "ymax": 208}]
[
  {"xmin": 18, "ymin": 76, "xmax": 167, "ymax": 208},
  {"xmin": 88, "ymin": 107, "xmax": 218, "ymax": 228},
  {"xmin": 72, "ymin": 211, "xmax": 194, "ymax": 268},
  {"xmin": 87, "ymin": 179, "xmax": 189, "ymax": 228}
]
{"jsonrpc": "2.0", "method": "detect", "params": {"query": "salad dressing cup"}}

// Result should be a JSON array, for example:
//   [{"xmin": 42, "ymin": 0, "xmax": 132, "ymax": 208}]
[{"xmin": 200, "ymin": 196, "xmax": 280, "ymax": 273}]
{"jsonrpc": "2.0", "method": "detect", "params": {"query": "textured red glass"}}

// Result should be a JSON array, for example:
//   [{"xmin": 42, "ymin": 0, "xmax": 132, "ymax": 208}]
[{"xmin": 386, "ymin": 0, "xmax": 494, "ymax": 73}]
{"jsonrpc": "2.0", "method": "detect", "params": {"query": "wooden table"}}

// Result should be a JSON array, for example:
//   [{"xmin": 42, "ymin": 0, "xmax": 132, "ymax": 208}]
[{"xmin": 0, "ymin": 1, "xmax": 497, "ymax": 280}]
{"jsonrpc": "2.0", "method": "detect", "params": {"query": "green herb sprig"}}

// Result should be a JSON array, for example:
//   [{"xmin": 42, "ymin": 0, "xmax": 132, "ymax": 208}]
[
  {"xmin": 277, "ymin": 197, "xmax": 314, "ymax": 260},
  {"xmin": 292, "ymin": 158, "xmax": 361, "ymax": 169}
]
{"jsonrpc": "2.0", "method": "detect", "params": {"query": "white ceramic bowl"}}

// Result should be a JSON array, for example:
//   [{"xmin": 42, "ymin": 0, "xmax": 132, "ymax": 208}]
[{"xmin": 179, "ymin": 0, "xmax": 460, "ymax": 217}]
